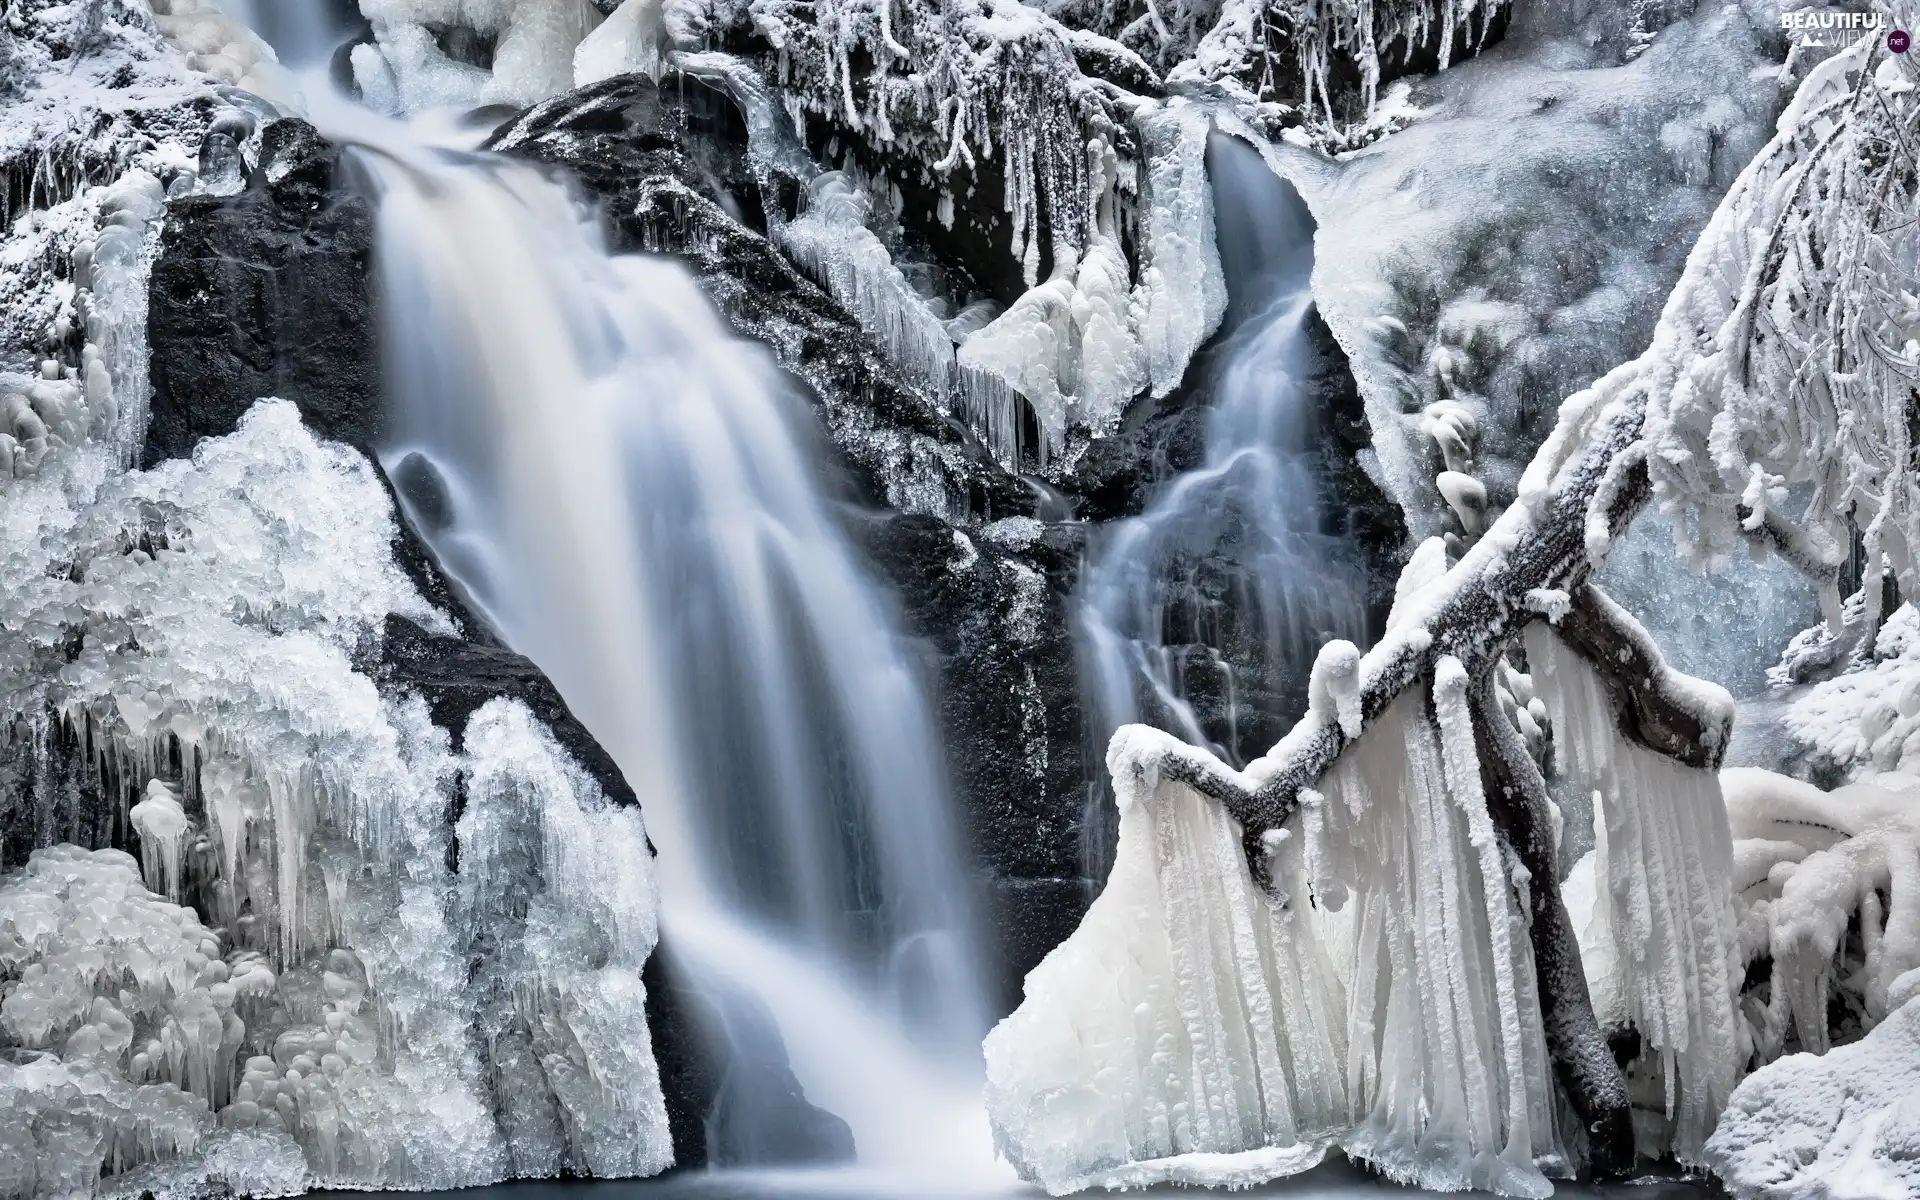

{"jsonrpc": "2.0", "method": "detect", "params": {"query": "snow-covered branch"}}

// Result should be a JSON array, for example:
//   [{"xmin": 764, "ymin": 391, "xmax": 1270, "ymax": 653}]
[{"xmin": 1640, "ymin": 28, "xmax": 1920, "ymax": 627}]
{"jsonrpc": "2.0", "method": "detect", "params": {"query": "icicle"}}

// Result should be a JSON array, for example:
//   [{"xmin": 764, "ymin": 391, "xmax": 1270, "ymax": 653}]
[
  {"xmin": 130, "ymin": 779, "xmax": 191, "ymax": 901},
  {"xmin": 1527, "ymin": 624, "xmax": 1739, "ymax": 1166},
  {"xmin": 984, "ymin": 726, "xmax": 1346, "ymax": 1193}
]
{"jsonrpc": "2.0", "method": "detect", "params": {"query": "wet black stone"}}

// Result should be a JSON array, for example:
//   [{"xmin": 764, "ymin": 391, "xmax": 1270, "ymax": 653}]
[
  {"xmin": 643, "ymin": 945, "xmax": 855, "ymax": 1170},
  {"xmin": 145, "ymin": 118, "xmax": 380, "ymax": 465}
]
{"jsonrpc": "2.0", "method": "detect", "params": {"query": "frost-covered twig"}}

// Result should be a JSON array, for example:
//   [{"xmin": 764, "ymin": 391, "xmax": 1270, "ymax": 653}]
[{"xmin": 1640, "ymin": 28, "xmax": 1920, "ymax": 623}]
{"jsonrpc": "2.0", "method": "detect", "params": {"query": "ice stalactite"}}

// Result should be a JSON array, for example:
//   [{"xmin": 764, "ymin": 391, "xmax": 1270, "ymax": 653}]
[
  {"xmin": 957, "ymin": 100, "xmax": 1222, "ymax": 466},
  {"xmin": 1527, "ymin": 623, "xmax": 1741, "ymax": 1166},
  {"xmin": 983, "ymin": 726, "xmax": 1347, "ymax": 1195},
  {"xmin": 1311, "ymin": 685, "xmax": 1564, "ymax": 1196},
  {"xmin": 775, "ymin": 170, "xmax": 1027, "ymax": 471}
]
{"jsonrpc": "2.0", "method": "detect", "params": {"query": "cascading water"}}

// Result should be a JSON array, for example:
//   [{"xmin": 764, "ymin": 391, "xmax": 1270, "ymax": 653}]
[
  {"xmin": 221, "ymin": 0, "xmax": 349, "ymax": 66},
  {"xmin": 339, "ymin": 122, "xmax": 993, "ymax": 1170},
  {"xmin": 1077, "ymin": 135, "xmax": 1369, "ymax": 879}
]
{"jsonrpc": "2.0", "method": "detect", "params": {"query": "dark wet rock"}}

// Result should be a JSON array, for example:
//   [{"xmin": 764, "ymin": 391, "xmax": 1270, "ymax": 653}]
[
  {"xmin": 145, "ymin": 117, "xmax": 380, "ymax": 465},
  {"xmin": 853, "ymin": 509, "xmax": 1096, "ymax": 1009},
  {"xmin": 645, "ymin": 946, "xmax": 856, "ymax": 1169},
  {"xmin": 487, "ymin": 75, "xmax": 1036, "ymax": 523},
  {"xmin": 378, "ymin": 614, "xmax": 639, "ymax": 818}
]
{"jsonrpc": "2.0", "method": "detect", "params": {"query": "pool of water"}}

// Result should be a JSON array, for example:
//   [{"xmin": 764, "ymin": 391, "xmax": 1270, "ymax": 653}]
[{"xmin": 316, "ymin": 1158, "xmax": 1718, "ymax": 1200}]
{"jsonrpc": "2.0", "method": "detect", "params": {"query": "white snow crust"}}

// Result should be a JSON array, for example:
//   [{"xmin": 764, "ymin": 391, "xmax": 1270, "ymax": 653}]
[
  {"xmin": 1783, "ymin": 604, "xmax": 1920, "ymax": 779},
  {"xmin": 1707, "ymin": 993, "xmax": 1920, "ymax": 1200}
]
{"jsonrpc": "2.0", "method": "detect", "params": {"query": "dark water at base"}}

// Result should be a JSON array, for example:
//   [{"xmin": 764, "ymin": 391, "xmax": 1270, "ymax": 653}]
[{"xmin": 315, "ymin": 1158, "xmax": 1720, "ymax": 1200}]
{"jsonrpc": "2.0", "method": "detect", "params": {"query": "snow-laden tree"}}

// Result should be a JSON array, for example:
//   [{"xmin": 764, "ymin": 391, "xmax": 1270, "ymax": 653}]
[{"xmin": 983, "ymin": 15, "xmax": 1920, "ymax": 1195}]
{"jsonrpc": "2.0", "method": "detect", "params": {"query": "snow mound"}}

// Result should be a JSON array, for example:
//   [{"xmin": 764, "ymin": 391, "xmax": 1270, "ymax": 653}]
[
  {"xmin": 1706, "ymin": 994, "xmax": 1920, "ymax": 1200},
  {"xmin": 1783, "ymin": 604, "xmax": 1920, "ymax": 779}
]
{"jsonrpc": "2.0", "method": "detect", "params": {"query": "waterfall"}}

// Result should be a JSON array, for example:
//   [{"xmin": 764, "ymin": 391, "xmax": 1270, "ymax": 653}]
[
  {"xmin": 220, "ymin": 0, "xmax": 349, "ymax": 66},
  {"xmin": 1077, "ymin": 135, "xmax": 1369, "ymax": 880},
  {"xmin": 346, "ymin": 128, "xmax": 992, "ymax": 1167}
]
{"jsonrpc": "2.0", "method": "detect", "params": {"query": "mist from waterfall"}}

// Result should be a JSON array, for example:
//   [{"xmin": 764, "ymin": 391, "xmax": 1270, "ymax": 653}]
[
  {"xmin": 1077, "ymin": 135, "xmax": 1369, "ymax": 880},
  {"xmin": 329, "ymin": 116, "xmax": 993, "ymax": 1171}
]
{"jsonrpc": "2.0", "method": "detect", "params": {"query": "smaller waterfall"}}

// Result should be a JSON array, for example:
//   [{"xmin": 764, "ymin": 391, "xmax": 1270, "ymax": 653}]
[{"xmin": 1077, "ymin": 136, "xmax": 1368, "ymax": 878}]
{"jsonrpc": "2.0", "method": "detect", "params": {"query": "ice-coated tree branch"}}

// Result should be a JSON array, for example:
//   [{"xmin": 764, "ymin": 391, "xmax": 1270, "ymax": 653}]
[
  {"xmin": 1553, "ymin": 583, "xmax": 1736, "ymax": 772},
  {"xmin": 1172, "ymin": 393, "xmax": 1654, "ymax": 886},
  {"xmin": 1466, "ymin": 663, "xmax": 1634, "ymax": 1177}
]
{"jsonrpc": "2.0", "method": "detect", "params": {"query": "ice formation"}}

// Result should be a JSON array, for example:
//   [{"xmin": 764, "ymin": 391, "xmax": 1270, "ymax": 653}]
[
  {"xmin": 1526, "ymin": 625, "xmax": 1741, "ymax": 1165},
  {"xmin": 989, "ymin": 682, "xmax": 1571, "ymax": 1196},
  {"xmin": 1239, "ymin": 0, "xmax": 1783, "ymax": 540},
  {"xmin": 956, "ymin": 100, "xmax": 1220, "ymax": 462},
  {"xmin": 776, "ymin": 169, "xmax": 1026, "ymax": 469},
  {"xmin": 145, "ymin": 0, "xmax": 302, "ymax": 110},
  {"xmin": 353, "ymin": 0, "xmax": 607, "ymax": 112},
  {"xmin": 983, "ymin": 726, "xmax": 1346, "ymax": 1195},
  {"xmin": 455, "ymin": 699, "xmax": 672, "ymax": 1179},
  {"xmin": 0, "ymin": 169, "xmax": 166, "ymax": 479},
  {"xmin": 0, "ymin": 395, "xmax": 672, "ymax": 1191}
]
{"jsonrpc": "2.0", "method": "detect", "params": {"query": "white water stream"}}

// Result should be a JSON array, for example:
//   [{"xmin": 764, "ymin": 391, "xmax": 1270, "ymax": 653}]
[
  {"xmin": 303, "ymin": 88, "xmax": 1000, "ymax": 1176},
  {"xmin": 1076, "ymin": 136, "xmax": 1369, "ymax": 878}
]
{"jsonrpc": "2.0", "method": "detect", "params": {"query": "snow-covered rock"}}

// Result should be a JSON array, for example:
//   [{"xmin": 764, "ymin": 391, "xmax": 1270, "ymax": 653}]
[
  {"xmin": 1707, "ymin": 993, "xmax": 1920, "ymax": 1200},
  {"xmin": 1783, "ymin": 605, "xmax": 1920, "ymax": 780}
]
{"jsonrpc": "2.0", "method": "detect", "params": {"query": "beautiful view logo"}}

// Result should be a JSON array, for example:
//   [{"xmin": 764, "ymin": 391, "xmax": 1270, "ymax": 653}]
[{"xmin": 1781, "ymin": 10, "xmax": 1901, "ymax": 48}]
